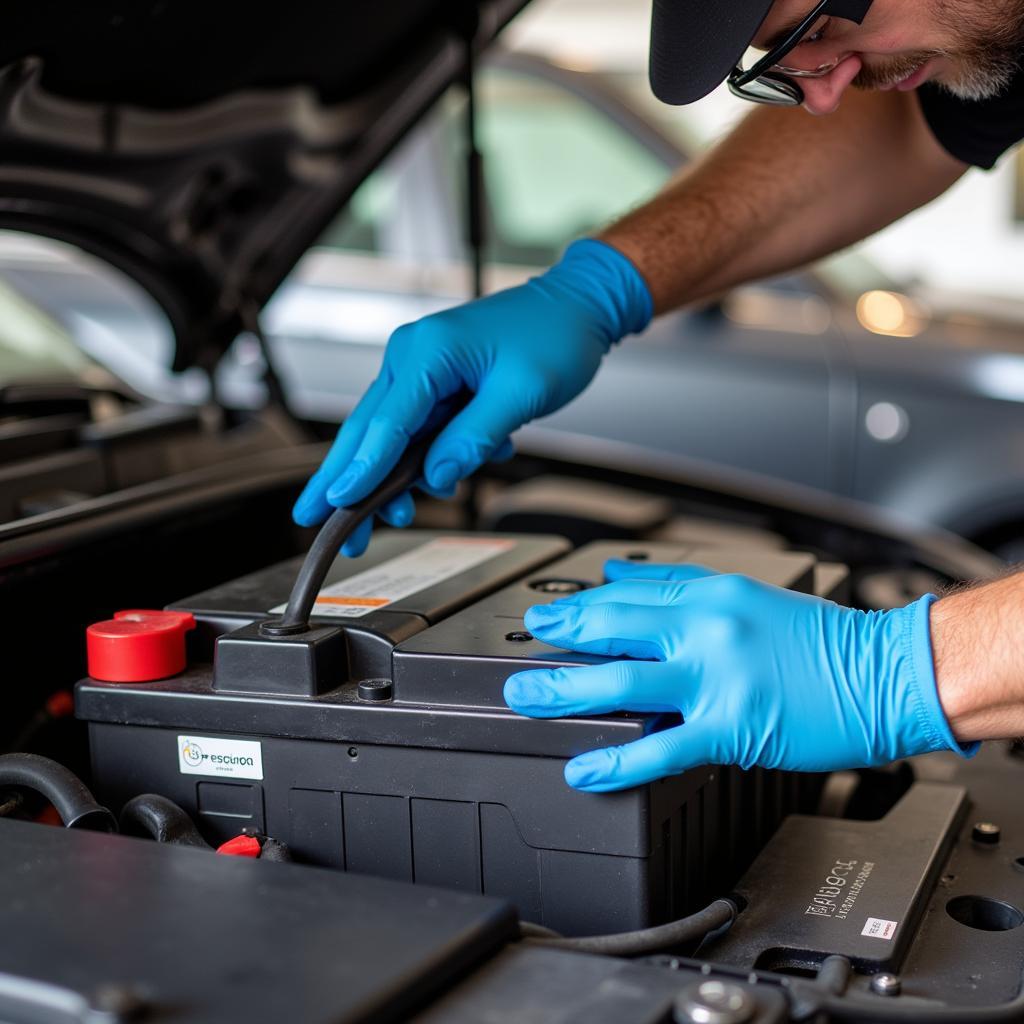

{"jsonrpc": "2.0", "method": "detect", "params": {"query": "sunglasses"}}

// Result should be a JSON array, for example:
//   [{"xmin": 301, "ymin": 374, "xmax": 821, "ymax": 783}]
[{"xmin": 728, "ymin": 0, "xmax": 875, "ymax": 106}]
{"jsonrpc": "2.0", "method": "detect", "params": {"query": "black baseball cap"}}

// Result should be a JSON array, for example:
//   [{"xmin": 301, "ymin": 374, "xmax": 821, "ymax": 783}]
[
  {"xmin": 649, "ymin": 0, "xmax": 775, "ymax": 105},
  {"xmin": 650, "ymin": 0, "xmax": 874, "ymax": 105}
]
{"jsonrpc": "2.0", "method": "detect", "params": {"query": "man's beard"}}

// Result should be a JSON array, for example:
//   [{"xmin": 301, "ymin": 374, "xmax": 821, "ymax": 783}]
[{"xmin": 853, "ymin": 0, "xmax": 1024, "ymax": 101}]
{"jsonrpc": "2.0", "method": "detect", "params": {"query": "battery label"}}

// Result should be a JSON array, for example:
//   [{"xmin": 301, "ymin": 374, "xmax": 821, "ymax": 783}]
[
  {"xmin": 861, "ymin": 917, "xmax": 897, "ymax": 940},
  {"xmin": 270, "ymin": 537, "xmax": 515, "ymax": 618},
  {"xmin": 178, "ymin": 735, "xmax": 263, "ymax": 780}
]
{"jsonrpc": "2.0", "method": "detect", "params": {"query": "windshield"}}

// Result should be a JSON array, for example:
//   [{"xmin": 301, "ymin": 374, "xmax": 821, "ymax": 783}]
[
  {"xmin": 0, "ymin": 230, "xmax": 186, "ymax": 400},
  {"xmin": 0, "ymin": 273, "xmax": 100, "ymax": 384}
]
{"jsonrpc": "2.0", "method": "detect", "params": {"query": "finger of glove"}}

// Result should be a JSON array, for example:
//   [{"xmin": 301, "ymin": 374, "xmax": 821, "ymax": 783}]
[
  {"xmin": 327, "ymin": 371, "xmax": 443, "ymax": 507},
  {"xmin": 377, "ymin": 492, "xmax": 416, "ymax": 529},
  {"xmin": 524, "ymin": 601, "xmax": 670, "ymax": 660},
  {"xmin": 293, "ymin": 375, "xmax": 389, "ymax": 527},
  {"xmin": 604, "ymin": 560, "xmax": 720, "ymax": 584},
  {"xmin": 504, "ymin": 660, "xmax": 678, "ymax": 718},
  {"xmin": 339, "ymin": 516, "xmax": 374, "ymax": 559},
  {"xmin": 539, "ymin": 578, "xmax": 690, "ymax": 611},
  {"xmin": 424, "ymin": 380, "xmax": 529, "ymax": 491},
  {"xmin": 564, "ymin": 725, "xmax": 715, "ymax": 792}
]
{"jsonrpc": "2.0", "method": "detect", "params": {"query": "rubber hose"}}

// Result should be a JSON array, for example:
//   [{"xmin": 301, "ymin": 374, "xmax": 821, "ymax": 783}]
[
  {"xmin": 119, "ymin": 794, "xmax": 209, "ymax": 848},
  {"xmin": 0, "ymin": 753, "xmax": 115, "ymax": 832}
]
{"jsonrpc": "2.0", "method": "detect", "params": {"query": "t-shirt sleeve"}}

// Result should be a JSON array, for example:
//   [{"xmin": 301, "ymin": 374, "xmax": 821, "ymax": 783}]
[{"xmin": 917, "ymin": 65, "xmax": 1024, "ymax": 170}]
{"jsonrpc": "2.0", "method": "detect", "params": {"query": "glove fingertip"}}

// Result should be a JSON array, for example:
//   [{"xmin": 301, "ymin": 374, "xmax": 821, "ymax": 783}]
[
  {"xmin": 292, "ymin": 502, "xmax": 323, "ymax": 528},
  {"xmin": 426, "ymin": 459, "xmax": 462, "ymax": 492},
  {"xmin": 379, "ymin": 492, "xmax": 416, "ymax": 528},
  {"xmin": 339, "ymin": 518, "xmax": 374, "ymax": 558},
  {"xmin": 293, "ymin": 488, "xmax": 332, "ymax": 526},
  {"xmin": 562, "ymin": 748, "xmax": 610, "ymax": 788},
  {"xmin": 504, "ymin": 670, "xmax": 563, "ymax": 716},
  {"xmin": 523, "ymin": 605, "xmax": 559, "ymax": 631}
]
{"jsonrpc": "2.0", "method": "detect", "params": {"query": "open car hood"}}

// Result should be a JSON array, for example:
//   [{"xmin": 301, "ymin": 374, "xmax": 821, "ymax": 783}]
[{"xmin": 0, "ymin": 1, "xmax": 527, "ymax": 372}]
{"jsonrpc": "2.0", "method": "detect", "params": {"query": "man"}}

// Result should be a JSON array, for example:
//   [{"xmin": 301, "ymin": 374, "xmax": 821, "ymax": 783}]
[{"xmin": 293, "ymin": 0, "xmax": 1024, "ymax": 791}]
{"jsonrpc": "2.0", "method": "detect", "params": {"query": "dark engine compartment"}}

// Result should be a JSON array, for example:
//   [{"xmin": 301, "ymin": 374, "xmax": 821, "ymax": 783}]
[{"xmin": 1, "ymin": 425, "xmax": 1022, "ymax": 1023}]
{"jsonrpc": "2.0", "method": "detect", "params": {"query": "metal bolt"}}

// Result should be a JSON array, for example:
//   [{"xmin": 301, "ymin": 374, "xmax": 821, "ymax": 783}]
[
  {"xmin": 356, "ymin": 678, "xmax": 393, "ymax": 702},
  {"xmin": 972, "ymin": 821, "xmax": 1001, "ymax": 845},
  {"xmin": 871, "ymin": 974, "xmax": 902, "ymax": 997},
  {"xmin": 674, "ymin": 980, "xmax": 755, "ymax": 1024},
  {"xmin": 505, "ymin": 631, "xmax": 533, "ymax": 643}
]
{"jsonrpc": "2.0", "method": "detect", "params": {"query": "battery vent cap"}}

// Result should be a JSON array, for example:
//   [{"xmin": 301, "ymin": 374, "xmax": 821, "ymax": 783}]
[{"xmin": 87, "ymin": 610, "xmax": 196, "ymax": 682}]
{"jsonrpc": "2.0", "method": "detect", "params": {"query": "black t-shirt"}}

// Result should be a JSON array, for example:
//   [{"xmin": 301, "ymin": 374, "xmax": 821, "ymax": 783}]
[{"xmin": 918, "ymin": 63, "xmax": 1024, "ymax": 169}]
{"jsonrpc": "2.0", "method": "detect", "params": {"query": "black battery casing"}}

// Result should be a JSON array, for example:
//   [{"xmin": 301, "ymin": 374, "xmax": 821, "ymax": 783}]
[{"xmin": 78, "ymin": 531, "xmax": 840, "ymax": 934}]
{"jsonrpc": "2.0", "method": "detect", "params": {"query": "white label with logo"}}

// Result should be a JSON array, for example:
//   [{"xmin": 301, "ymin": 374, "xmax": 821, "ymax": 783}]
[
  {"xmin": 270, "ymin": 537, "xmax": 515, "ymax": 618},
  {"xmin": 861, "ymin": 917, "xmax": 898, "ymax": 940},
  {"xmin": 178, "ymin": 735, "xmax": 264, "ymax": 780}
]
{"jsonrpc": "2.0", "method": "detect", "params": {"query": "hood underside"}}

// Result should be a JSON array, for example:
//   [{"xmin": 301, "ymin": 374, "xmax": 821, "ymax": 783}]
[{"xmin": 0, "ymin": 1, "xmax": 528, "ymax": 372}]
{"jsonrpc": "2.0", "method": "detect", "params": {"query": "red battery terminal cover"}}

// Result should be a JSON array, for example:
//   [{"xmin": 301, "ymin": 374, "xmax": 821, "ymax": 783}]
[
  {"xmin": 86, "ymin": 610, "xmax": 196, "ymax": 683},
  {"xmin": 216, "ymin": 835, "xmax": 263, "ymax": 858}
]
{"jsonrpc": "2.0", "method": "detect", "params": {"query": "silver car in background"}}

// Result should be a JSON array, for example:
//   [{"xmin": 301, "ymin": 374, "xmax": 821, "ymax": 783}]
[{"xmin": 3, "ymin": 50, "xmax": 1024, "ymax": 557}]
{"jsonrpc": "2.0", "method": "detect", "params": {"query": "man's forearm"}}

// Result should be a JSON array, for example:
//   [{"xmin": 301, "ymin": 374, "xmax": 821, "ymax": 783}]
[
  {"xmin": 933, "ymin": 573, "xmax": 1024, "ymax": 742},
  {"xmin": 600, "ymin": 89, "xmax": 966, "ymax": 314}
]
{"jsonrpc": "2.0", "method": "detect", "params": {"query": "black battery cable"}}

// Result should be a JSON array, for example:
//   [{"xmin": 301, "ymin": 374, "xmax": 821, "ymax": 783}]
[
  {"xmin": 119, "ymin": 794, "xmax": 294, "ymax": 861},
  {"xmin": 266, "ymin": 402, "xmax": 462, "ymax": 636},
  {"xmin": 119, "ymin": 793, "xmax": 210, "ymax": 848},
  {"xmin": 521, "ymin": 897, "xmax": 738, "ymax": 957},
  {"xmin": 0, "ymin": 753, "xmax": 115, "ymax": 831},
  {"xmin": 784, "ymin": 955, "xmax": 1024, "ymax": 1023}
]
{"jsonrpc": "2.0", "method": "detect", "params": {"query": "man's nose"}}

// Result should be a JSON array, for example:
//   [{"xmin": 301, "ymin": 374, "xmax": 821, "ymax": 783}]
[{"xmin": 798, "ymin": 54, "xmax": 863, "ymax": 114}]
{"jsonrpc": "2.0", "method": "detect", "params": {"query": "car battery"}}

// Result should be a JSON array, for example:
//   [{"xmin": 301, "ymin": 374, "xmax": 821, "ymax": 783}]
[{"xmin": 77, "ymin": 530, "xmax": 843, "ymax": 935}]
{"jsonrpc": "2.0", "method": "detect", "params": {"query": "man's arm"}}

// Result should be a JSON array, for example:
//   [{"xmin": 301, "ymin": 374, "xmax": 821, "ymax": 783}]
[
  {"xmin": 602, "ymin": 89, "xmax": 967, "ymax": 313},
  {"xmin": 933, "ymin": 574, "xmax": 1024, "ymax": 742},
  {"xmin": 293, "ymin": 88, "xmax": 968, "ymax": 548}
]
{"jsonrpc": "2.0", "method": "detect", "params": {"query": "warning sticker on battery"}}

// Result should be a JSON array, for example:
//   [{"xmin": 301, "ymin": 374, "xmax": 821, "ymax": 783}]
[{"xmin": 270, "ymin": 537, "xmax": 515, "ymax": 618}]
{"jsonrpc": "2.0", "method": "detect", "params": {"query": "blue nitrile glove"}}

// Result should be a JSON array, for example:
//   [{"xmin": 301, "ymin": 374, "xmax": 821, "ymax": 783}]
[
  {"xmin": 292, "ymin": 239, "xmax": 652, "ymax": 556},
  {"xmin": 504, "ymin": 560, "xmax": 976, "ymax": 792}
]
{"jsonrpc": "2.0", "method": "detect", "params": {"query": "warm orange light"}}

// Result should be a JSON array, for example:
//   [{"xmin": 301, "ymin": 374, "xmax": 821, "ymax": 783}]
[{"xmin": 855, "ymin": 290, "xmax": 924, "ymax": 338}]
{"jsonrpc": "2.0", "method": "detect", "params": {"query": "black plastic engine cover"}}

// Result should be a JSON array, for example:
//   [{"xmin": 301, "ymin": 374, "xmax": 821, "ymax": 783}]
[{"xmin": 0, "ymin": 816, "xmax": 514, "ymax": 1024}]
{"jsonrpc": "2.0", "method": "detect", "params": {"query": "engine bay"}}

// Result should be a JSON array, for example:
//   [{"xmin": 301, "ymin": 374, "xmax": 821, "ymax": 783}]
[
  {"xmin": 1, "ymin": 446, "xmax": 1021, "ymax": 1022},
  {"xmin": 48, "ymin": 501, "xmax": 1024, "ymax": 1018}
]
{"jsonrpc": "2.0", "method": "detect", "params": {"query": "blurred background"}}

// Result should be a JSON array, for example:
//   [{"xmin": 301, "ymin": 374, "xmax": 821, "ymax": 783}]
[
  {"xmin": 3, "ymin": 0, "xmax": 1024, "ymax": 555},
  {"xmin": 508, "ymin": 0, "xmax": 1024, "ymax": 303}
]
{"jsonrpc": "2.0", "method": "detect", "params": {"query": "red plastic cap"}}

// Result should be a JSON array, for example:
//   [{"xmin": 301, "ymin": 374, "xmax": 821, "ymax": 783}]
[
  {"xmin": 86, "ymin": 610, "xmax": 196, "ymax": 683},
  {"xmin": 217, "ymin": 835, "xmax": 262, "ymax": 858}
]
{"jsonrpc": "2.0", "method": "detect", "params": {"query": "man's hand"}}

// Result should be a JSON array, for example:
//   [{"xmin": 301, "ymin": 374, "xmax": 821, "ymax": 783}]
[
  {"xmin": 504, "ymin": 560, "xmax": 973, "ymax": 792},
  {"xmin": 292, "ymin": 240, "xmax": 651, "ymax": 555}
]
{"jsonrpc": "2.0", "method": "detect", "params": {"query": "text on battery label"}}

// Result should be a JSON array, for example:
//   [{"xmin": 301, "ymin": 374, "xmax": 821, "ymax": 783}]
[
  {"xmin": 861, "ymin": 917, "xmax": 897, "ymax": 940},
  {"xmin": 270, "ymin": 537, "xmax": 516, "ymax": 618},
  {"xmin": 178, "ymin": 735, "xmax": 264, "ymax": 780}
]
